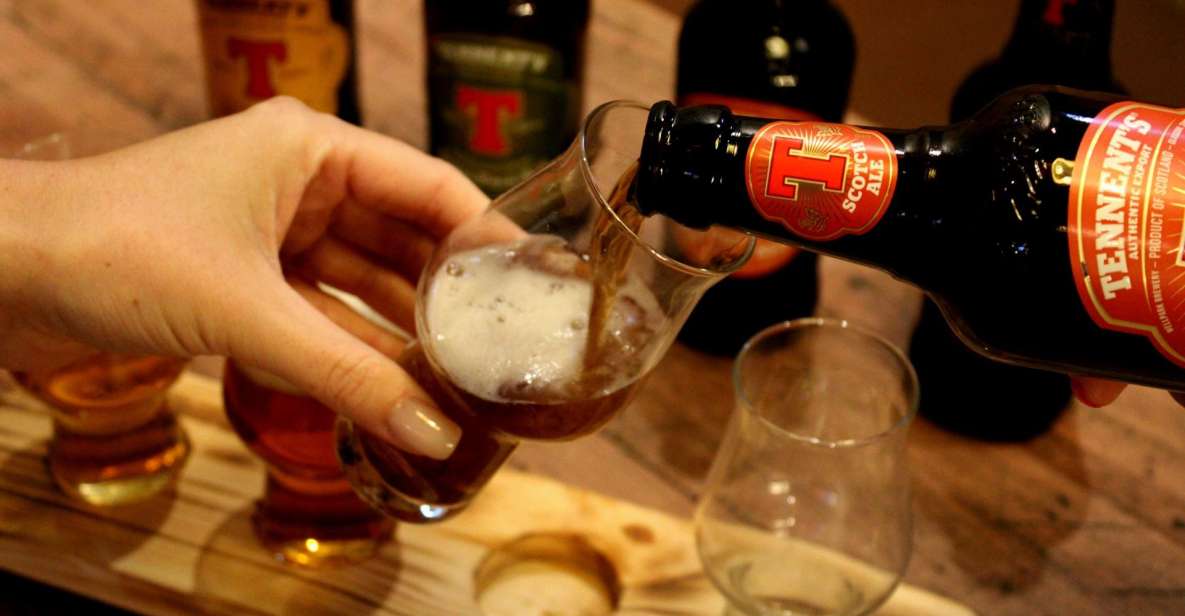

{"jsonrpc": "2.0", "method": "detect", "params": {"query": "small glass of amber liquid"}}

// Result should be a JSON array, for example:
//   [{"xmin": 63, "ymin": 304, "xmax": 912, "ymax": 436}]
[
  {"xmin": 7, "ymin": 134, "xmax": 190, "ymax": 506},
  {"xmin": 222, "ymin": 361, "xmax": 394, "ymax": 566},
  {"xmin": 16, "ymin": 354, "xmax": 191, "ymax": 506}
]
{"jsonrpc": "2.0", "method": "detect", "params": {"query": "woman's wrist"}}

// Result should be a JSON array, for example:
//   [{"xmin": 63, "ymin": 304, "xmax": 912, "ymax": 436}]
[
  {"xmin": 0, "ymin": 159, "xmax": 79, "ymax": 367},
  {"xmin": 0, "ymin": 161, "xmax": 38, "ymax": 310}
]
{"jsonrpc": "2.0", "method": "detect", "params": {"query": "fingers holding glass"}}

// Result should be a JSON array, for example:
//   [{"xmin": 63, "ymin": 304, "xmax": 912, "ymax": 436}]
[
  {"xmin": 331, "ymin": 203, "xmax": 437, "ymax": 282},
  {"xmin": 286, "ymin": 277, "xmax": 408, "ymax": 360},
  {"xmin": 322, "ymin": 122, "xmax": 489, "ymax": 238},
  {"xmin": 335, "ymin": 102, "xmax": 753, "ymax": 524},
  {"xmin": 287, "ymin": 236, "xmax": 418, "ymax": 334}
]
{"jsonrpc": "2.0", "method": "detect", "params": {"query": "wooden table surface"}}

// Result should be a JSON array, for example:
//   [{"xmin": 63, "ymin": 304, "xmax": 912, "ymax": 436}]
[{"xmin": 2, "ymin": 1, "xmax": 1185, "ymax": 615}]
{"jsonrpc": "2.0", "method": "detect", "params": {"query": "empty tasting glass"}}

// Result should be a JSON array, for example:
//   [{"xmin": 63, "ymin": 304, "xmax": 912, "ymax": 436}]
[
  {"xmin": 9, "ymin": 135, "xmax": 191, "ymax": 506},
  {"xmin": 697, "ymin": 319, "xmax": 918, "ymax": 616},
  {"xmin": 223, "ymin": 362, "xmax": 395, "ymax": 566},
  {"xmin": 336, "ymin": 101, "xmax": 755, "ymax": 523}
]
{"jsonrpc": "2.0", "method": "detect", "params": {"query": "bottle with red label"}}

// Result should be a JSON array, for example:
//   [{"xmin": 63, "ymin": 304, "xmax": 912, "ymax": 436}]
[
  {"xmin": 195, "ymin": 0, "xmax": 361, "ymax": 123},
  {"xmin": 634, "ymin": 88, "xmax": 1185, "ymax": 393},
  {"xmin": 425, "ymin": 0, "xmax": 589, "ymax": 197},
  {"xmin": 673, "ymin": 0, "xmax": 854, "ymax": 356},
  {"xmin": 910, "ymin": 0, "xmax": 1123, "ymax": 440}
]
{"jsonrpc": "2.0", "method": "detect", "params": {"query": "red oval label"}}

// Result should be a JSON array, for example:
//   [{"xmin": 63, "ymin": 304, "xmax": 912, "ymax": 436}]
[
  {"xmin": 745, "ymin": 122, "xmax": 898, "ymax": 241},
  {"xmin": 1068, "ymin": 102, "xmax": 1185, "ymax": 368}
]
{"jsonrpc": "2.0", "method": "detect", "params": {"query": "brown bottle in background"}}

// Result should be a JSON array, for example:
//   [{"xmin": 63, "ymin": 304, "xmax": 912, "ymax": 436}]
[
  {"xmin": 195, "ymin": 0, "xmax": 361, "ymax": 123},
  {"xmin": 674, "ymin": 0, "xmax": 853, "ymax": 355},
  {"xmin": 424, "ymin": 0, "xmax": 589, "ymax": 196}
]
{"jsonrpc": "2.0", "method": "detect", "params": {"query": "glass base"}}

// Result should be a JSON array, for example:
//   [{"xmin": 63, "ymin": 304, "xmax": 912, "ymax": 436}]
[
  {"xmin": 49, "ymin": 423, "xmax": 190, "ymax": 506},
  {"xmin": 253, "ymin": 472, "xmax": 395, "ymax": 567},
  {"xmin": 705, "ymin": 550, "xmax": 896, "ymax": 616},
  {"xmin": 335, "ymin": 419, "xmax": 471, "ymax": 524},
  {"xmin": 342, "ymin": 494, "xmax": 466, "ymax": 525},
  {"xmin": 256, "ymin": 531, "xmax": 389, "ymax": 567}
]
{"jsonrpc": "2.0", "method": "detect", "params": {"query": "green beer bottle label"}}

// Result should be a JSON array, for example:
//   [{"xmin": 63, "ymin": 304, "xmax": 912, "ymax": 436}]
[{"xmin": 428, "ymin": 34, "xmax": 576, "ymax": 196}]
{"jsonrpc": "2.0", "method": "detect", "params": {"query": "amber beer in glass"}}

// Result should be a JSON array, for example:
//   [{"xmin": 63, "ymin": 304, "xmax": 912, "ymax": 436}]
[
  {"xmin": 337, "ymin": 102, "xmax": 754, "ymax": 523},
  {"xmin": 7, "ymin": 134, "xmax": 191, "ymax": 506},
  {"xmin": 223, "ymin": 362, "xmax": 393, "ymax": 565},
  {"xmin": 17, "ymin": 355, "xmax": 190, "ymax": 506}
]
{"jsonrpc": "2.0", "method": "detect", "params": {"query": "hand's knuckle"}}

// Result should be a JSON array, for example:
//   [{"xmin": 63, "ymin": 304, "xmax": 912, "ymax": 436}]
[
  {"xmin": 250, "ymin": 96, "xmax": 336, "ymax": 139},
  {"xmin": 436, "ymin": 159, "xmax": 477, "ymax": 193},
  {"xmin": 319, "ymin": 353, "xmax": 384, "ymax": 410},
  {"xmin": 255, "ymin": 95, "xmax": 312, "ymax": 118},
  {"xmin": 353, "ymin": 262, "xmax": 386, "ymax": 296},
  {"xmin": 423, "ymin": 160, "xmax": 476, "ymax": 217}
]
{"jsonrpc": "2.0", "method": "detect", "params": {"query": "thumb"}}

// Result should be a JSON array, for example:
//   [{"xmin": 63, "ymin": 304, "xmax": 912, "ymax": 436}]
[
  {"xmin": 1070, "ymin": 377, "xmax": 1125, "ymax": 409},
  {"xmin": 230, "ymin": 284, "xmax": 460, "ymax": 460}
]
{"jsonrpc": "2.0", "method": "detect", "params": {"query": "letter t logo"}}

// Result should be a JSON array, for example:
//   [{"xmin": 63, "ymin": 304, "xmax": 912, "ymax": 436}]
[
  {"xmin": 227, "ymin": 38, "xmax": 287, "ymax": 99},
  {"xmin": 766, "ymin": 136, "xmax": 847, "ymax": 200},
  {"xmin": 456, "ymin": 85, "xmax": 524, "ymax": 156},
  {"xmin": 1043, "ymin": 0, "xmax": 1077, "ymax": 27}
]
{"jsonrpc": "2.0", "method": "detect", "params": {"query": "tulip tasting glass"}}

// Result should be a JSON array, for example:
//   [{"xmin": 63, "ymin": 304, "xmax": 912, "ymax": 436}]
[
  {"xmin": 336, "ymin": 101, "xmax": 755, "ymax": 523},
  {"xmin": 223, "ymin": 363, "xmax": 394, "ymax": 566},
  {"xmin": 9, "ymin": 135, "xmax": 192, "ymax": 506},
  {"xmin": 697, "ymin": 319, "xmax": 918, "ymax": 616}
]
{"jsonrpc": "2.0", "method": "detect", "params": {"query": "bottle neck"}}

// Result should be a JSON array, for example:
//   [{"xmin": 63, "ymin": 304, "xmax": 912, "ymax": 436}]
[
  {"xmin": 1002, "ymin": 0, "xmax": 1115, "ymax": 72},
  {"xmin": 636, "ymin": 103, "xmax": 947, "ymax": 286}
]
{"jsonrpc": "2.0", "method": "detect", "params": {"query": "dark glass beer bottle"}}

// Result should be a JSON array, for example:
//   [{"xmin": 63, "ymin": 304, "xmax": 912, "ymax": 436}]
[
  {"xmin": 196, "ymin": 0, "xmax": 362, "ymax": 123},
  {"xmin": 635, "ymin": 88, "xmax": 1185, "ymax": 393},
  {"xmin": 950, "ymin": 0, "xmax": 1122, "ymax": 122},
  {"xmin": 424, "ymin": 0, "xmax": 589, "ymax": 196},
  {"xmin": 911, "ymin": 0, "xmax": 1122, "ymax": 440},
  {"xmin": 674, "ymin": 0, "xmax": 853, "ymax": 355}
]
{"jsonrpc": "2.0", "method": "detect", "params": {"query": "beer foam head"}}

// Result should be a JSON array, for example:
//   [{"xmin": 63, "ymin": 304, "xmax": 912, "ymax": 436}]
[{"xmin": 425, "ymin": 239, "xmax": 592, "ymax": 402}]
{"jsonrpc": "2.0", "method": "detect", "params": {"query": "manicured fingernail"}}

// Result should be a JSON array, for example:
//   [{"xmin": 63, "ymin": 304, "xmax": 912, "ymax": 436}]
[
  {"xmin": 1070, "ymin": 380, "xmax": 1103, "ymax": 409},
  {"xmin": 387, "ymin": 398, "xmax": 460, "ymax": 460}
]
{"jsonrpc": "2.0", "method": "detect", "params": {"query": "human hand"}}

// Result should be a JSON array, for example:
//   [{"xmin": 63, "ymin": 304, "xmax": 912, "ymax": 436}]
[
  {"xmin": 1071, "ymin": 377, "xmax": 1185, "ymax": 408},
  {"xmin": 0, "ymin": 97, "xmax": 488, "ymax": 459}
]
